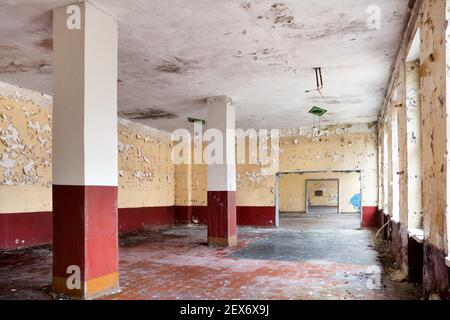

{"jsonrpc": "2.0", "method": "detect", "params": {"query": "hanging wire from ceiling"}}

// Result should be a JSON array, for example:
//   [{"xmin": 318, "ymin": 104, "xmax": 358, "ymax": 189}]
[{"xmin": 305, "ymin": 67, "xmax": 324, "ymax": 98}]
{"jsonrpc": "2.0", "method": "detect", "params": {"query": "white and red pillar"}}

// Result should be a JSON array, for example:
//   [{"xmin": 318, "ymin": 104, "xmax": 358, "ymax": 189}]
[
  {"xmin": 206, "ymin": 96, "xmax": 237, "ymax": 247},
  {"xmin": 52, "ymin": 2, "xmax": 119, "ymax": 299}
]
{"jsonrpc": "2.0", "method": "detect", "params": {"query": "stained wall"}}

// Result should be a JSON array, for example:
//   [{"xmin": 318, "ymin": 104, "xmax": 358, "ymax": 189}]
[
  {"xmin": 377, "ymin": 0, "xmax": 450, "ymax": 298},
  {"xmin": 174, "ymin": 123, "xmax": 378, "ymax": 223},
  {"xmin": 279, "ymin": 171, "xmax": 361, "ymax": 213},
  {"xmin": 0, "ymin": 82, "xmax": 175, "ymax": 249}
]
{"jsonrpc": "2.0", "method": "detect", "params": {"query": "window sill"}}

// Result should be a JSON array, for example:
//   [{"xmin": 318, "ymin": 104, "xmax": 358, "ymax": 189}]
[{"xmin": 407, "ymin": 228, "xmax": 424, "ymax": 244}]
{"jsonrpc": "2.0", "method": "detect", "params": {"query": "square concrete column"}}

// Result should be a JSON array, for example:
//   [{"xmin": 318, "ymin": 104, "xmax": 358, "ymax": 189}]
[
  {"xmin": 52, "ymin": 2, "xmax": 119, "ymax": 299},
  {"xmin": 206, "ymin": 96, "xmax": 237, "ymax": 247}
]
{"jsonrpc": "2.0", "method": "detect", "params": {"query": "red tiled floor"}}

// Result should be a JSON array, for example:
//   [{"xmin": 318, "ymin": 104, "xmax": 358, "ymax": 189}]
[{"xmin": 0, "ymin": 215, "xmax": 422, "ymax": 300}]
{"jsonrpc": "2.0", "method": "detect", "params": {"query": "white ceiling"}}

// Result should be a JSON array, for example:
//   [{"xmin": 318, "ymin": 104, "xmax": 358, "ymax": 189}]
[{"xmin": 0, "ymin": 0, "xmax": 410, "ymax": 131}]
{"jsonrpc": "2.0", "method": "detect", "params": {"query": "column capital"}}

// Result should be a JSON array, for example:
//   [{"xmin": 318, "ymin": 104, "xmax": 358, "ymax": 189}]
[{"xmin": 206, "ymin": 95, "xmax": 234, "ymax": 106}]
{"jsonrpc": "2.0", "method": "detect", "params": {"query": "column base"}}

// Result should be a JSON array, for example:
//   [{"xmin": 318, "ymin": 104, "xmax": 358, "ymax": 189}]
[
  {"xmin": 208, "ymin": 235, "xmax": 237, "ymax": 247},
  {"xmin": 53, "ymin": 185, "xmax": 119, "ymax": 299},
  {"xmin": 53, "ymin": 272, "xmax": 119, "ymax": 300},
  {"xmin": 207, "ymin": 191, "xmax": 237, "ymax": 247}
]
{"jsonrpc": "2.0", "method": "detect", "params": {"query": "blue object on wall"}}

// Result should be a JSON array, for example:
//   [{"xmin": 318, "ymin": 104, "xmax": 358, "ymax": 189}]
[{"xmin": 350, "ymin": 193, "xmax": 361, "ymax": 212}]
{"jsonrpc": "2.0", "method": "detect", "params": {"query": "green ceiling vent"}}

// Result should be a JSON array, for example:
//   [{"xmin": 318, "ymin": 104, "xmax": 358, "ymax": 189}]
[
  {"xmin": 188, "ymin": 117, "xmax": 206, "ymax": 125},
  {"xmin": 308, "ymin": 106, "xmax": 327, "ymax": 117}
]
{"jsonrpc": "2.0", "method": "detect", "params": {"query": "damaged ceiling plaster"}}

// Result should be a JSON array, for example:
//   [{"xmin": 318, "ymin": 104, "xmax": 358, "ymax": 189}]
[{"xmin": 0, "ymin": 0, "xmax": 409, "ymax": 131}]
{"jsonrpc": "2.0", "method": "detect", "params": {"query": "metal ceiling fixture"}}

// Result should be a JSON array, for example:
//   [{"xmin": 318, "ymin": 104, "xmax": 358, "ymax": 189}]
[
  {"xmin": 308, "ymin": 106, "xmax": 327, "ymax": 117},
  {"xmin": 188, "ymin": 117, "xmax": 206, "ymax": 125},
  {"xmin": 308, "ymin": 106, "xmax": 327, "ymax": 138},
  {"xmin": 305, "ymin": 67, "xmax": 324, "ymax": 97}
]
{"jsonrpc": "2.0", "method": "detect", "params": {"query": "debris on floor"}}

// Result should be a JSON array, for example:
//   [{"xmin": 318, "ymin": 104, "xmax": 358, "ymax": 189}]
[{"xmin": 0, "ymin": 215, "xmax": 422, "ymax": 300}]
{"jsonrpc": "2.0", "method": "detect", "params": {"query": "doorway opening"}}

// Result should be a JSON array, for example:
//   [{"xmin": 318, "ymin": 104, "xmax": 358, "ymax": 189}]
[
  {"xmin": 275, "ymin": 170, "xmax": 362, "ymax": 224},
  {"xmin": 306, "ymin": 179, "xmax": 339, "ymax": 214}
]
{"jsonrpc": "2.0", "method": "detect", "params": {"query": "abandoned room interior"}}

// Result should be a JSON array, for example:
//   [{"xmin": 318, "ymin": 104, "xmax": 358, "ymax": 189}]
[{"xmin": 1, "ymin": 0, "xmax": 450, "ymax": 303}]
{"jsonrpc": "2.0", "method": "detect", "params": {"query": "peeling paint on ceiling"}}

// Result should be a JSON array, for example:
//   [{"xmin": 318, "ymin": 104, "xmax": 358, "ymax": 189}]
[{"xmin": 0, "ymin": 0, "xmax": 409, "ymax": 131}]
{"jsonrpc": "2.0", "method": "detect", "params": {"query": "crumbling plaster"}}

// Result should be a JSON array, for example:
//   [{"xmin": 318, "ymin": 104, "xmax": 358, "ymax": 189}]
[
  {"xmin": 175, "ymin": 123, "xmax": 378, "ymax": 209},
  {"xmin": 307, "ymin": 180, "xmax": 339, "ymax": 207},
  {"xmin": 279, "ymin": 172, "xmax": 361, "ymax": 213},
  {"xmin": 0, "ymin": 83, "xmax": 52, "ymax": 213},
  {"xmin": 406, "ymin": 61, "xmax": 423, "ymax": 229},
  {"xmin": 378, "ymin": 0, "xmax": 448, "ymax": 252},
  {"xmin": 0, "ymin": 82, "xmax": 175, "ymax": 213},
  {"xmin": 378, "ymin": 0, "xmax": 450, "ymax": 298},
  {"xmin": 175, "ymin": 162, "xmax": 207, "ymax": 207},
  {"xmin": 279, "ymin": 124, "xmax": 378, "ymax": 208},
  {"xmin": 118, "ymin": 119, "xmax": 174, "ymax": 208}
]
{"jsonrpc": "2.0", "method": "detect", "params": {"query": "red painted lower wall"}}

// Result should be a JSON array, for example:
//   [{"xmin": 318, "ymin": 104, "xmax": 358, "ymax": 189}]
[
  {"xmin": 1, "ymin": 206, "xmax": 175, "ymax": 251},
  {"xmin": 0, "ymin": 212, "xmax": 52, "ymax": 250},
  {"xmin": 175, "ymin": 206, "xmax": 276, "ymax": 227},
  {"xmin": 237, "ymin": 206, "xmax": 276, "ymax": 227},
  {"xmin": 174, "ymin": 206, "xmax": 208, "ymax": 225},
  {"xmin": 361, "ymin": 206, "xmax": 380, "ymax": 228},
  {"xmin": 1, "ymin": 205, "xmax": 276, "ymax": 251},
  {"xmin": 118, "ymin": 206, "xmax": 174, "ymax": 233}
]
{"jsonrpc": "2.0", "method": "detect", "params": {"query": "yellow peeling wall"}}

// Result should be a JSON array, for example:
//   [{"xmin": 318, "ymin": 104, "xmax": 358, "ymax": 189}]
[
  {"xmin": 0, "ymin": 84, "xmax": 174, "ymax": 214},
  {"xmin": 375, "ymin": 1, "xmax": 450, "ymax": 296},
  {"xmin": 174, "ymin": 141, "xmax": 207, "ymax": 206},
  {"xmin": 174, "ymin": 163, "xmax": 207, "ymax": 206},
  {"xmin": 378, "ymin": 0, "xmax": 449, "ymax": 253},
  {"xmin": 173, "ymin": 134, "xmax": 278, "ymax": 207},
  {"xmin": 174, "ymin": 155, "xmax": 276, "ymax": 207},
  {"xmin": 173, "ymin": 139, "xmax": 278, "ymax": 208},
  {"xmin": 237, "ymin": 163, "xmax": 276, "ymax": 207},
  {"xmin": 118, "ymin": 120, "xmax": 174, "ymax": 208},
  {"xmin": 278, "ymin": 125, "xmax": 378, "ymax": 208},
  {"xmin": 174, "ymin": 124, "xmax": 378, "ymax": 209},
  {"xmin": 0, "ymin": 92, "xmax": 52, "ymax": 213},
  {"xmin": 279, "ymin": 171, "xmax": 361, "ymax": 213},
  {"xmin": 307, "ymin": 180, "xmax": 339, "ymax": 207},
  {"xmin": 2, "ymin": 84, "xmax": 378, "ymax": 218},
  {"xmin": 237, "ymin": 124, "xmax": 378, "ymax": 208}
]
